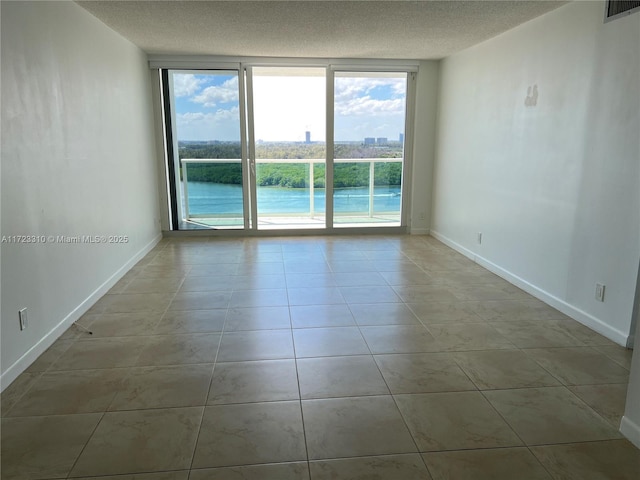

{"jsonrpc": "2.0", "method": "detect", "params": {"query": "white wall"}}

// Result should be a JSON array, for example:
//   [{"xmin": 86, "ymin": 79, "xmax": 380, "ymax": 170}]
[
  {"xmin": 1, "ymin": 1, "xmax": 161, "ymax": 389},
  {"xmin": 431, "ymin": 1, "xmax": 640, "ymax": 346},
  {"xmin": 410, "ymin": 61, "xmax": 439, "ymax": 234},
  {"xmin": 621, "ymin": 284, "xmax": 640, "ymax": 447}
]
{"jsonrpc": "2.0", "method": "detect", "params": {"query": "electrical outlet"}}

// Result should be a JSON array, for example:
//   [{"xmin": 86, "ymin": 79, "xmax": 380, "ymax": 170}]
[
  {"xmin": 19, "ymin": 308, "xmax": 28, "ymax": 330},
  {"xmin": 595, "ymin": 283, "xmax": 605, "ymax": 302},
  {"xmin": 477, "ymin": 232, "xmax": 483, "ymax": 244}
]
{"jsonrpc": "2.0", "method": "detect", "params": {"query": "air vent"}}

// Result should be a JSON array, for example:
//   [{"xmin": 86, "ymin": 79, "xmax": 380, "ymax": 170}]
[{"xmin": 605, "ymin": 0, "xmax": 640, "ymax": 22}]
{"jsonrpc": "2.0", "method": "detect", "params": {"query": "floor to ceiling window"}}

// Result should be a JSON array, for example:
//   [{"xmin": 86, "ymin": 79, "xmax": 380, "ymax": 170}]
[{"xmin": 162, "ymin": 62, "xmax": 415, "ymax": 232}]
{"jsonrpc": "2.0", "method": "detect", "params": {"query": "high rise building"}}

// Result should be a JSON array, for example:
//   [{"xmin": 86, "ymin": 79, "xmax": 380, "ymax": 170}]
[{"xmin": 305, "ymin": 131, "xmax": 311, "ymax": 143}]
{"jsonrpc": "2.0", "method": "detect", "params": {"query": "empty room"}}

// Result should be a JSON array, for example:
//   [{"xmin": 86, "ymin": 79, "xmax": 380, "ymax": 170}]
[{"xmin": 1, "ymin": 1, "xmax": 639, "ymax": 479}]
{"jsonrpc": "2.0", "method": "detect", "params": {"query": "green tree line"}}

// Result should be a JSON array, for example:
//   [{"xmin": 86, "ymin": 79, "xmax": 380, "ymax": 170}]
[{"xmin": 179, "ymin": 142, "xmax": 403, "ymax": 188}]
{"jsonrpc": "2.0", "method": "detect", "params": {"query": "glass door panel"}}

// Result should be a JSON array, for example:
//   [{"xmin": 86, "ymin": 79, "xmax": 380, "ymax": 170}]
[
  {"xmin": 169, "ymin": 70, "xmax": 245, "ymax": 229},
  {"xmin": 251, "ymin": 67, "xmax": 326, "ymax": 229},
  {"xmin": 333, "ymin": 72, "xmax": 407, "ymax": 227}
]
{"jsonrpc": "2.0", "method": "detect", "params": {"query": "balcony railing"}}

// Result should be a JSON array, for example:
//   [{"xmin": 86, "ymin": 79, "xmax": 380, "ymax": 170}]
[{"xmin": 180, "ymin": 157, "xmax": 402, "ymax": 226}]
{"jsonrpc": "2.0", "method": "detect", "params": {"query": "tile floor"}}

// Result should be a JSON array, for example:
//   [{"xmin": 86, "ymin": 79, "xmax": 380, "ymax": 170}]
[{"xmin": 1, "ymin": 235, "xmax": 638, "ymax": 479}]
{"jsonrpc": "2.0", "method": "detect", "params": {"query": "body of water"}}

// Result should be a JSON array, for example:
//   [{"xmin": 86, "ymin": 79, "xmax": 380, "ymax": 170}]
[{"xmin": 184, "ymin": 182, "xmax": 401, "ymax": 216}]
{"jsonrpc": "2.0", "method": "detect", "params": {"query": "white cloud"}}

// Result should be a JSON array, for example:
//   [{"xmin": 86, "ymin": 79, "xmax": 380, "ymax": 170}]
[
  {"xmin": 176, "ymin": 107, "xmax": 240, "ymax": 140},
  {"xmin": 334, "ymin": 77, "xmax": 406, "ymax": 117},
  {"xmin": 192, "ymin": 77, "xmax": 239, "ymax": 107},
  {"xmin": 173, "ymin": 74, "xmax": 205, "ymax": 97}
]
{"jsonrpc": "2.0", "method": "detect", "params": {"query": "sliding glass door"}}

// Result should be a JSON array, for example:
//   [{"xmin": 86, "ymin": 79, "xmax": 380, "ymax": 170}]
[
  {"xmin": 164, "ymin": 65, "xmax": 411, "ymax": 232},
  {"xmin": 333, "ymin": 72, "xmax": 407, "ymax": 227}
]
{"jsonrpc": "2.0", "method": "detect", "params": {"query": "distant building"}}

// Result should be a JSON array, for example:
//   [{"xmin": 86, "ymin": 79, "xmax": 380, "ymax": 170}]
[
  {"xmin": 399, "ymin": 133, "xmax": 404, "ymax": 143},
  {"xmin": 305, "ymin": 131, "xmax": 311, "ymax": 144},
  {"xmin": 364, "ymin": 137, "xmax": 376, "ymax": 145},
  {"xmin": 377, "ymin": 137, "xmax": 388, "ymax": 145}
]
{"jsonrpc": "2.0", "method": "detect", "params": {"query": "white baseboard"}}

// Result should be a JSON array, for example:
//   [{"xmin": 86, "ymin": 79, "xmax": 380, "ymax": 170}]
[
  {"xmin": 430, "ymin": 230, "xmax": 629, "ymax": 346},
  {"xmin": 0, "ymin": 233, "xmax": 162, "ymax": 392},
  {"xmin": 620, "ymin": 415, "xmax": 640, "ymax": 449}
]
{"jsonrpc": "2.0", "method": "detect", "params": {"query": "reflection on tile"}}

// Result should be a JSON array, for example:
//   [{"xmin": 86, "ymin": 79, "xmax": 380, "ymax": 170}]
[
  {"xmin": 395, "ymin": 391, "xmax": 522, "ymax": 452},
  {"xmin": 1, "ymin": 413, "xmax": 102, "ymax": 479},
  {"xmin": 207, "ymin": 360, "xmax": 299, "ymax": 404},
  {"xmin": 192, "ymin": 402, "xmax": 306, "ymax": 468},
  {"xmin": 293, "ymin": 327, "xmax": 369, "ymax": 357},
  {"xmin": 524, "ymin": 347, "xmax": 630, "ymax": 385},
  {"xmin": 110, "ymin": 364, "xmax": 213, "ymax": 410},
  {"xmin": 568, "ymin": 383, "xmax": 628, "ymax": 426},
  {"xmin": 360, "ymin": 325, "xmax": 443, "ymax": 354},
  {"xmin": 288, "ymin": 287, "xmax": 345, "ymax": 306},
  {"xmin": 297, "ymin": 356, "xmax": 389, "ymax": 399},
  {"xmin": 225, "ymin": 306, "xmax": 291, "ymax": 331},
  {"xmin": 302, "ymin": 396, "xmax": 417, "ymax": 459},
  {"xmin": 71, "ymin": 407, "xmax": 203, "ymax": 477},
  {"xmin": 452, "ymin": 350, "xmax": 561, "ymax": 390},
  {"xmin": 168, "ymin": 291, "xmax": 231, "ymax": 311},
  {"xmin": 340, "ymin": 286, "xmax": 401, "ymax": 304},
  {"xmin": 350, "ymin": 303, "xmax": 421, "ymax": 326},
  {"xmin": 230, "ymin": 289, "xmax": 289, "ymax": 308},
  {"xmin": 7, "ymin": 368, "xmax": 126, "ymax": 416},
  {"xmin": 190, "ymin": 462, "xmax": 309, "ymax": 480},
  {"xmin": 375, "ymin": 353, "xmax": 476, "ymax": 394},
  {"xmin": 531, "ymin": 439, "xmax": 640, "ymax": 480},
  {"xmin": 426, "ymin": 323, "xmax": 515, "ymax": 351},
  {"xmin": 136, "ymin": 334, "xmax": 220, "ymax": 366},
  {"xmin": 484, "ymin": 387, "xmax": 621, "ymax": 445},
  {"xmin": 423, "ymin": 447, "xmax": 552, "ymax": 480},
  {"xmin": 218, "ymin": 330, "xmax": 294, "ymax": 362},
  {"xmin": 393, "ymin": 285, "xmax": 458, "ymax": 303},
  {"xmin": 310, "ymin": 454, "xmax": 431, "ymax": 480},
  {"xmin": 290, "ymin": 304, "xmax": 356, "ymax": 328}
]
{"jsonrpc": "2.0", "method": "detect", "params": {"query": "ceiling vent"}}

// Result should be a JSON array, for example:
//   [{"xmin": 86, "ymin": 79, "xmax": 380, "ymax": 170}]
[{"xmin": 605, "ymin": 0, "xmax": 640, "ymax": 22}]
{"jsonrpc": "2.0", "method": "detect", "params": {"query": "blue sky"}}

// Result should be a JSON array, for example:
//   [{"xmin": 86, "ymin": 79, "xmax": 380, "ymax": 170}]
[{"xmin": 172, "ymin": 71, "xmax": 406, "ymax": 142}]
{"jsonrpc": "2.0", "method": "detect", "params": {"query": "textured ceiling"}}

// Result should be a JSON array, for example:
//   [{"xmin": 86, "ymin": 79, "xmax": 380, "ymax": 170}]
[{"xmin": 76, "ymin": 0, "xmax": 568, "ymax": 59}]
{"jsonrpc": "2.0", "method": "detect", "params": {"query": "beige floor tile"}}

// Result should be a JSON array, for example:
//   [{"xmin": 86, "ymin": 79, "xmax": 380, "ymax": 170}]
[
  {"xmin": 556, "ymin": 320, "xmax": 618, "ymax": 346},
  {"xmin": 379, "ymin": 269, "xmax": 440, "ymax": 286},
  {"xmin": 594, "ymin": 344, "xmax": 633, "ymax": 370},
  {"xmin": 524, "ymin": 347, "xmax": 630, "ymax": 385},
  {"xmin": 190, "ymin": 462, "xmax": 309, "ymax": 480},
  {"xmin": 285, "ymin": 261, "xmax": 331, "ymax": 274},
  {"xmin": 192, "ymin": 402, "xmax": 306, "ymax": 468},
  {"xmin": 237, "ymin": 262, "xmax": 286, "ymax": 275},
  {"xmin": 73, "ymin": 472, "xmax": 188, "ymax": 480},
  {"xmin": 71, "ymin": 407, "xmax": 203, "ymax": 477},
  {"xmin": 426, "ymin": 323, "xmax": 515, "ymax": 351},
  {"xmin": 328, "ymin": 260, "xmax": 377, "ymax": 273},
  {"xmin": 218, "ymin": 330, "xmax": 295, "ymax": 361},
  {"xmin": 136, "ymin": 333, "xmax": 220, "ymax": 366},
  {"xmin": 407, "ymin": 301, "xmax": 484, "ymax": 324},
  {"xmin": 225, "ymin": 306, "xmax": 291, "ymax": 330},
  {"xmin": 392, "ymin": 285, "xmax": 458, "ymax": 303},
  {"xmin": 530, "ymin": 439, "xmax": 640, "ymax": 480},
  {"xmin": 123, "ymin": 276, "xmax": 185, "ymax": 294},
  {"xmin": 302, "ymin": 396, "xmax": 417, "ymax": 460},
  {"xmin": 374, "ymin": 353, "xmax": 476, "ymax": 394},
  {"xmin": 473, "ymin": 299, "xmax": 567, "ymax": 322},
  {"xmin": 297, "ymin": 355, "xmax": 389, "ymax": 399},
  {"xmin": 101, "ymin": 293, "xmax": 173, "ymax": 314},
  {"xmin": 490, "ymin": 319, "xmax": 586, "ymax": 348},
  {"xmin": 207, "ymin": 359, "xmax": 299, "ymax": 404},
  {"xmin": 332, "ymin": 272, "xmax": 388, "ymax": 286},
  {"xmin": 286, "ymin": 273, "xmax": 336, "ymax": 288},
  {"xmin": 290, "ymin": 305, "xmax": 356, "ymax": 328},
  {"xmin": 360, "ymin": 325, "xmax": 444, "ymax": 354},
  {"xmin": 51, "ymin": 337, "xmax": 147, "ymax": 370},
  {"xmin": 84, "ymin": 312, "xmax": 162, "ymax": 337},
  {"xmin": 233, "ymin": 274, "xmax": 287, "ymax": 290},
  {"xmin": 449, "ymin": 284, "xmax": 516, "ymax": 301},
  {"xmin": 423, "ymin": 447, "xmax": 552, "ymax": 480},
  {"xmin": 25, "ymin": 339, "xmax": 74, "ymax": 373},
  {"xmin": 109, "ymin": 364, "xmax": 213, "ymax": 410},
  {"xmin": 293, "ymin": 326, "xmax": 370, "ymax": 357},
  {"xmin": 179, "ymin": 275, "xmax": 235, "ymax": 292},
  {"xmin": 230, "ymin": 288, "xmax": 289, "ymax": 308},
  {"xmin": 350, "ymin": 303, "xmax": 421, "ymax": 326},
  {"xmin": 452, "ymin": 350, "xmax": 561, "ymax": 390},
  {"xmin": 340, "ymin": 286, "xmax": 402, "ymax": 304},
  {"xmin": 310, "ymin": 454, "xmax": 431, "ymax": 480},
  {"xmin": 154, "ymin": 309, "xmax": 227, "ymax": 334},
  {"xmin": 1, "ymin": 372, "xmax": 41, "ymax": 416},
  {"xmin": 288, "ymin": 287, "xmax": 345, "ymax": 305},
  {"xmin": 1, "ymin": 413, "xmax": 102, "ymax": 480},
  {"xmin": 568, "ymin": 383, "xmax": 628, "ymax": 426},
  {"xmin": 188, "ymin": 264, "xmax": 239, "ymax": 276},
  {"xmin": 394, "ymin": 391, "xmax": 522, "ymax": 452},
  {"xmin": 7, "ymin": 368, "xmax": 126, "ymax": 416},
  {"xmin": 484, "ymin": 386, "xmax": 621, "ymax": 445},
  {"xmin": 168, "ymin": 291, "xmax": 232, "ymax": 311}
]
